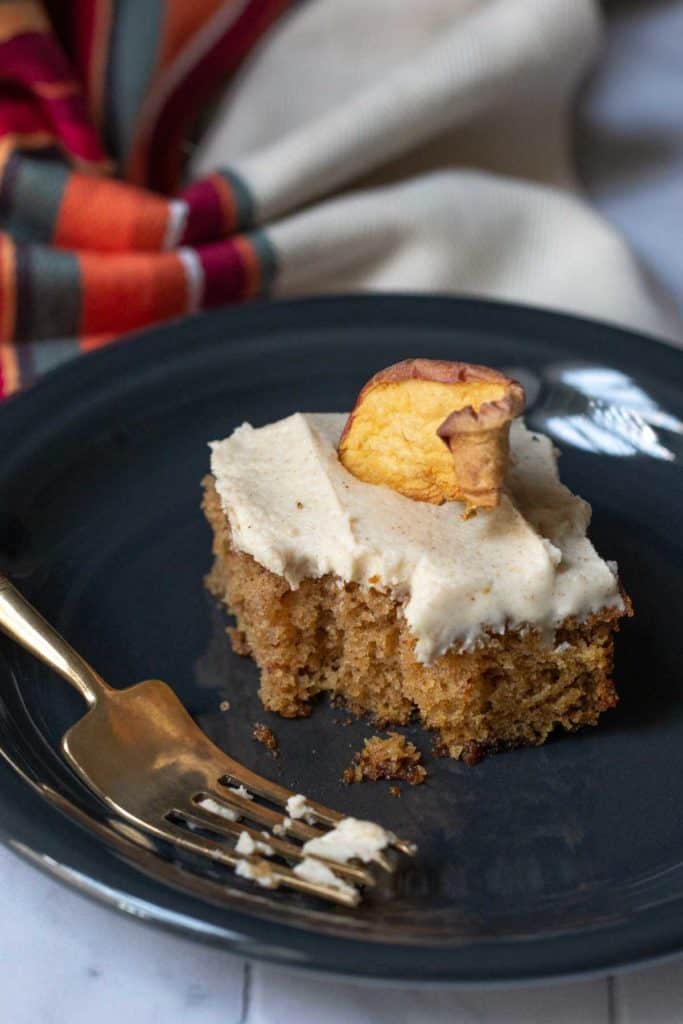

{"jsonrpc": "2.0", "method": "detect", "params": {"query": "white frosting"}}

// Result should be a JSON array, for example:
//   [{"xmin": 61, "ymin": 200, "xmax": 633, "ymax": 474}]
[
  {"xmin": 235, "ymin": 831, "xmax": 274, "ymax": 857},
  {"xmin": 226, "ymin": 784, "xmax": 252, "ymax": 801},
  {"xmin": 302, "ymin": 817, "xmax": 392, "ymax": 864},
  {"xmin": 293, "ymin": 857, "xmax": 357, "ymax": 900},
  {"xmin": 286, "ymin": 794, "xmax": 316, "ymax": 821},
  {"xmin": 210, "ymin": 413, "xmax": 623, "ymax": 663},
  {"xmin": 198, "ymin": 797, "xmax": 238, "ymax": 822}
]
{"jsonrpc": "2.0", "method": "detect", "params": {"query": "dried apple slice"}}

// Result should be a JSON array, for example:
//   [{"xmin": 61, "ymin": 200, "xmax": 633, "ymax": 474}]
[{"xmin": 338, "ymin": 359, "xmax": 525, "ymax": 512}]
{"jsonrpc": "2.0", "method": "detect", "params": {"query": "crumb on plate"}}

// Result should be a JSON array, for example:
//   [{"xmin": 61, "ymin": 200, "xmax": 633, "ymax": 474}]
[
  {"xmin": 343, "ymin": 732, "xmax": 427, "ymax": 786},
  {"xmin": 253, "ymin": 722, "xmax": 279, "ymax": 756}
]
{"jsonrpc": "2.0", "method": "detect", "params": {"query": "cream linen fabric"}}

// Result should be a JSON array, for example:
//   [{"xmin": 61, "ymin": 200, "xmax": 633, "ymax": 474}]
[{"xmin": 192, "ymin": 0, "xmax": 682, "ymax": 343}]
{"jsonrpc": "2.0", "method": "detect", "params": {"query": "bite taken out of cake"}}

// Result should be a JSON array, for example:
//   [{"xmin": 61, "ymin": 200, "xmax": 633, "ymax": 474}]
[{"xmin": 202, "ymin": 359, "xmax": 632, "ymax": 764}]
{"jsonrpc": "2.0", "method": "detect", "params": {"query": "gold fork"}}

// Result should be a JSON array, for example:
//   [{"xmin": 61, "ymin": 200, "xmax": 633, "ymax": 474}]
[{"xmin": 0, "ymin": 575, "xmax": 414, "ymax": 906}]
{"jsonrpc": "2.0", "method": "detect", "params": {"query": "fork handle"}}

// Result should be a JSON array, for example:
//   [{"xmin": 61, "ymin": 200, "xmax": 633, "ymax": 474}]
[{"xmin": 0, "ymin": 575, "xmax": 109, "ymax": 707}]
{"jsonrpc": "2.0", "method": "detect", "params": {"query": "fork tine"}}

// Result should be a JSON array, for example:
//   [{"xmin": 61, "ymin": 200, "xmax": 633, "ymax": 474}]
[
  {"xmin": 195, "ymin": 786, "xmax": 323, "ymax": 844},
  {"xmin": 219, "ymin": 764, "xmax": 342, "ymax": 821},
  {"xmin": 198, "ymin": 788, "xmax": 397, "ymax": 874},
  {"xmin": 217, "ymin": 763, "xmax": 415, "ymax": 856},
  {"xmin": 160, "ymin": 819, "xmax": 360, "ymax": 906},
  {"xmin": 195, "ymin": 788, "xmax": 392, "ymax": 874},
  {"xmin": 0, "ymin": 569, "xmax": 414, "ymax": 906},
  {"xmin": 40, "ymin": 784, "xmax": 364, "ymax": 912},
  {"xmin": 182, "ymin": 806, "xmax": 376, "ymax": 888},
  {"xmin": 197, "ymin": 790, "xmax": 401, "ymax": 872}
]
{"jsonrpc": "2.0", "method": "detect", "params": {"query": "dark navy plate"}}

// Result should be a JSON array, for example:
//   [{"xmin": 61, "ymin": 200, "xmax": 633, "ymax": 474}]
[{"xmin": 0, "ymin": 296, "xmax": 681, "ymax": 984}]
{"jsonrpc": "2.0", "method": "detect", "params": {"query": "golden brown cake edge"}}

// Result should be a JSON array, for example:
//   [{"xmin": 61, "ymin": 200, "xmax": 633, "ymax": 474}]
[{"xmin": 202, "ymin": 475, "xmax": 632, "ymax": 762}]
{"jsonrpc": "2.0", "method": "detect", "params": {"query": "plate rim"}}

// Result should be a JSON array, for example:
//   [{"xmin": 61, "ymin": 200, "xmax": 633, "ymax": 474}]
[
  {"xmin": 3, "ymin": 832, "xmax": 683, "ymax": 989},
  {"xmin": 3, "ymin": 294, "xmax": 682, "ymax": 424}
]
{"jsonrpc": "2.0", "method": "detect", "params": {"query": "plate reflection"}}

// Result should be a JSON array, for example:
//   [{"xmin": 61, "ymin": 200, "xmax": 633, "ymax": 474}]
[{"xmin": 508, "ymin": 364, "xmax": 683, "ymax": 463}]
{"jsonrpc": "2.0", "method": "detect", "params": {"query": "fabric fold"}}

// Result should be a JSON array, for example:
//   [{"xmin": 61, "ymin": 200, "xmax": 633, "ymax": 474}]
[{"xmin": 0, "ymin": 0, "xmax": 680, "ymax": 400}]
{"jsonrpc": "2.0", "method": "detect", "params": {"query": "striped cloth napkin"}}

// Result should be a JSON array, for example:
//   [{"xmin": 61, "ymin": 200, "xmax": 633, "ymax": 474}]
[
  {"xmin": 1, "ymin": 0, "xmax": 679, "ymax": 402},
  {"xmin": 0, "ymin": 0, "xmax": 287, "ymax": 397}
]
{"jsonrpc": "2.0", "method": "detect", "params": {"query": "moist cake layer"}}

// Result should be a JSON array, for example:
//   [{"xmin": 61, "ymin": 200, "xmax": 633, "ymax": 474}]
[
  {"xmin": 202, "ymin": 476, "xmax": 625, "ymax": 760},
  {"xmin": 210, "ymin": 413, "xmax": 624, "ymax": 663}
]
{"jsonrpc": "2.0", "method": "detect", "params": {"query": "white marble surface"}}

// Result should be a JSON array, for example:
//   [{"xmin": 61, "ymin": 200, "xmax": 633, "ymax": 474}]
[{"xmin": 3, "ymin": 2, "xmax": 683, "ymax": 1021}]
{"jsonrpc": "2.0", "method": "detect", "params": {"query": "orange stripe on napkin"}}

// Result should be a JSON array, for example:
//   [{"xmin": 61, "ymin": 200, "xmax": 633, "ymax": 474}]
[
  {"xmin": 209, "ymin": 172, "xmax": 239, "ymax": 235},
  {"xmin": 87, "ymin": 0, "xmax": 113, "ymax": 131},
  {"xmin": 33, "ymin": 80, "xmax": 83, "ymax": 100},
  {"xmin": 157, "ymin": 0, "xmax": 225, "ymax": 73},
  {"xmin": 78, "ymin": 250, "xmax": 188, "ymax": 334},
  {"xmin": 0, "ymin": 345, "xmax": 19, "ymax": 398},
  {"xmin": 0, "ymin": 134, "xmax": 112, "ymax": 176},
  {"xmin": 232, "ymin": 235, "xmax": 260, "ymax": 299},
  {"xmin": 55, "ymin": 174, "xmax": 171, "ymax": 252},
  {"xmin": 0, "ymin": 133, "xmax": 55, "ymax": 172},
  {"xmin": 0, "ymin": 2, "xmax": 50, "ymax": 44},
  {"xmin": 0, "ymin": 234, "xmax": 16, "ymax": 344},
  {"xmin": 80, "ymin": 332, "xmax": 118, "ymax": 352}
]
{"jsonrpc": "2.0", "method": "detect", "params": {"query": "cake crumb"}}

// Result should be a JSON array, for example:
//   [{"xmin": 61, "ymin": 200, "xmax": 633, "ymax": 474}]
[
  {"xmin": 461, "ymin": 741, "xmax": 484, "ymax": 767},
  {"xmin": 253, "ymin": 722, "xmax": 279, "ymax": 756},
  {"xmin": 432, "ymin": 739, "xmax": 450, "ymax": 759},
  {"xmin": 234, "ymin": 857, "xmax": 277, "ymax": 889},
  {"xmin": 343, "ymin": 733, "xmax": 427, "ymax": 786},
  {"xmin": 389, "ymin": 785, "xmax": 401, "ymax": 798},
  {"xmin": 228, "ymin": 626, "xmax": 251, "ymax": 656},
  {"xmin": 219, "ymin": 699, "xmax": 231, "ymax": 712}
]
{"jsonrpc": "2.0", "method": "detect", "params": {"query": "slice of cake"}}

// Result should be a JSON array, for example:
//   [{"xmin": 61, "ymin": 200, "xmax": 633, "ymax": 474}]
[{"xmin": 202, "ymin": 359, "xmax": 631, "ymax": 763}]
